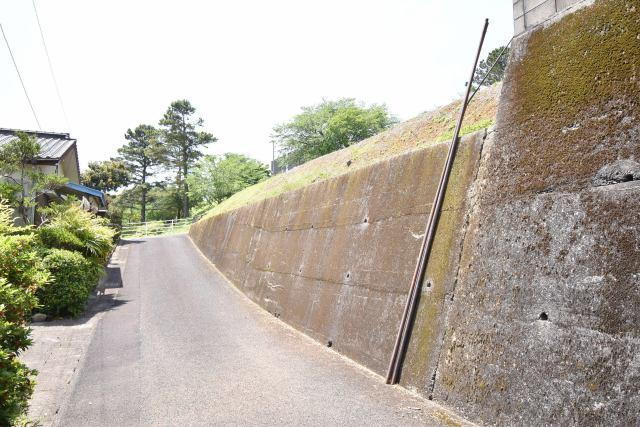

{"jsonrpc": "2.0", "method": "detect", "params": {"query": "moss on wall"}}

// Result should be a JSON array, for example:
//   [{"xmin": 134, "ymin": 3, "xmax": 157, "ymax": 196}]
[
  {"xmin": 514, "ymin": 0, "xmax": 639, "ymax": 121},
  {"xmin": 485, "ymin": 0, "xmax": 640, "ymax": 200}
]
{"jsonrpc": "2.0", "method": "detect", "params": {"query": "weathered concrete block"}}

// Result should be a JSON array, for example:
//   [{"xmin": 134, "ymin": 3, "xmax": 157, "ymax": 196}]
[{"xmin": 438, "ymin": 0, "xmax": 640, "ymax": 423}]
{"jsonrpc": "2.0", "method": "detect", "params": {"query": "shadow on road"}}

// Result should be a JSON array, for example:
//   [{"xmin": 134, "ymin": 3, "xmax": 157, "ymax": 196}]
[{"xmin": 33, "ymin": 293, "xmax": 129, "ymax": 328}]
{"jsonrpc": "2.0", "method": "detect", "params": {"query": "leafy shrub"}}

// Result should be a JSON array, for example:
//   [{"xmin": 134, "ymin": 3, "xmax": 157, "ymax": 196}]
[
  {"xmin": 37, "ymin": 225, "xmax": 84, "ymax": 252},
  {"xmin": 38, "ymin": 249, "xmax": 102, "ymax": 318},
  {"xmin": 0, "ymin": 200, "xmax": 47, "ymax": 425},
  {"xmin": 0, "ymin": 235, "xmax": 50, "ymax": 296},
  {"xmin": 0, "ymin": 347, "xmax": 36, "ymax": 424},
  {"xmin": 38, "ymin": 202, "xmax": 115, "ymax": 262}
]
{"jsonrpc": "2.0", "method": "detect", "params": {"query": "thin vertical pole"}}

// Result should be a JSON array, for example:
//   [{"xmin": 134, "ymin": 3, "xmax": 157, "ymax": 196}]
[{"xmin": 385, "ymin": 18, "xmax": 489, "ymax": 385}]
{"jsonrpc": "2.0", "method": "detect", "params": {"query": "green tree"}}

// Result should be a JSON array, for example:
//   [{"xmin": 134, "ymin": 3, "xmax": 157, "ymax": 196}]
[
  {"xmin": 0, "ymin": 132, "xmax": 67, "ymax": 223},
  {"xmin": 272, "ymin": 98, "xmax": 397, "ymax": 166},
  {"xmin": 188, "ymin": 154, "xmax": 270, "ymax": 207},
  {"xmin": 159, "ymin": 100, "xmax": 216, "ymax": 218},
  {"xmin": 473, "ymin": 46, "xmax": 510, "ymax": 88},
  {"xmin": 117, "ymin": 125, "xmax": 164, "ymax": 222},
  {"xmin": 80, "ymin": 159, "xmax": 131, "ymax": 193},
  {"xmin": 111, "ymin": 184, "xmax": 182, "ymax": 223}
]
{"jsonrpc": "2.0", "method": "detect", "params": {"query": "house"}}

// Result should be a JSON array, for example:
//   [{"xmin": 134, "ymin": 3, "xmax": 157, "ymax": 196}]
[{"xmin": 0, "ymin": 128, "xmax": 107, "ymax": 222}]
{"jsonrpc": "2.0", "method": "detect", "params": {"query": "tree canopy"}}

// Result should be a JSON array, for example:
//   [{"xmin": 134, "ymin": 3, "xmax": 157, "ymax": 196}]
[
  {"xmin": 187, "ymin": 154, "xmax": 270, "ymax": 207},
  {"xmin": 81, "ymin": 160, "xmax": 131, "ymax": 193},
  {"xmin": 117, "ymin": 124, "xmax": 164, "ymax": 222},
  {"xmin": 272, "ymin": 98, "xmax": 397, "ymax": 167},
  {"xmin": 473, "ymin": 46, "xmax": 510, "ymax": 88},
  {"xmin": 159, "ymin": 100, "xmax": 217, "ymax": 218}
]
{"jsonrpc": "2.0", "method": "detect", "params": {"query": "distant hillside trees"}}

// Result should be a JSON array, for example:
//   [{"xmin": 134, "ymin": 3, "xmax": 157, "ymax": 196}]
[
  {"xmin": 160, "ymin": 100, "xmax": 217, "ymax": 218},
  {"xmin": 187, "ymin": 154, "xmax": 270, "ymax": 208},
  {"xmin": 272, "ymin": 98, "xmax": 397, "ymax": 167},
  {"xmin": 473, "ymin": 46, "xmax": 510, "ymax": 87}
]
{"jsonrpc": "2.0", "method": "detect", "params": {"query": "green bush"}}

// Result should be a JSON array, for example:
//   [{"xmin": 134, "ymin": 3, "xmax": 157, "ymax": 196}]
[
  {"xmin": 0, "ymin": 347, "xmax": 36, "ymax": 424},
  {"xmin": 38, "ymin": 202, "xmax": 115, "ymax": 262},
  {"xmin": 0, "ymin": 235, "xmax": 50, "ymax": 290},
  {"xmin": 0, "ymin": 200, "xmax": 47, "ymax": 425},
  {"xmin": 38, "ymin": 249, "xmax": 102, "ymax": 318},
  {"xmin": 37, "ymin": 226, "xmax": 84, "ymax": 252}
]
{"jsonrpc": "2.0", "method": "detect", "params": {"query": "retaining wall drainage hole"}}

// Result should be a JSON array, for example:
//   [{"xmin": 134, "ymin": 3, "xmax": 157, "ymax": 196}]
[
  {"xmin": 364, "ymin": 217, "xmax": 368, "ymax": 223},
  {"xmin": 327, "ymin": 340, "xmax": 333, "ymax": 347},
  {"xmin": 539, "ymin": 312, "xmax": 549, "ymax": 321},
  {"xmin": 346, "ymin": 272, "xmax": 351, "ymax": 279},
  {"xmin": 426, "ymin": 280, "xmax": 432, "ymax": 288}
]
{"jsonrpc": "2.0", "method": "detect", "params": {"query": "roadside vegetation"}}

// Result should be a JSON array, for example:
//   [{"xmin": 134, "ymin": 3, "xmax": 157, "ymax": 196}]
[
  {"xmin": 0, "ymin": 197, "xmax": 115, "ymax": 424},
  {"xmin": 0, "ymin": 133, "xmax": 117, "ymax": 424},
  {"xmin": 203, "ymin": 83, "xmax": 502, "ymax": 219}
]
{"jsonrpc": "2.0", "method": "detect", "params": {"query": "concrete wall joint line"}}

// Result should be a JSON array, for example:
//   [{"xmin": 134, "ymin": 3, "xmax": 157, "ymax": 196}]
[{"xmin": 426, "ymin": 128, "xmax": 489, "ymax": 399}]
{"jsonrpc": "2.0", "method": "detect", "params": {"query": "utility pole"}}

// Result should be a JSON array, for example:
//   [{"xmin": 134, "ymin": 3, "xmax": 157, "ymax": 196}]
[{"xmin": 271, "ymin": 140, "xmax": 276, "ymax": 175}]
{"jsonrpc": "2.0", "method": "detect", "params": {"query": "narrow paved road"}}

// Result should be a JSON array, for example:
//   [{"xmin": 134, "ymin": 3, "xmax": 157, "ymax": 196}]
[{"xmin": 55, "ymin": 235, "xmax": 466, "ymax": 426}]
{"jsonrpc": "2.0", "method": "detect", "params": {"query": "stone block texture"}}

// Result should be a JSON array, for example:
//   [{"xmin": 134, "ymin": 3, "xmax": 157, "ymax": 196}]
[{"xmin": 437, "ymin": 0, "xmax": 640, "ymax": 423}]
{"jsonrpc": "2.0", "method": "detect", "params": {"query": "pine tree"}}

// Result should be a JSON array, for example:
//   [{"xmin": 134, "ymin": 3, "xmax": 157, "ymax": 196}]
[
  {"xmin": 118, "ymin": 125, "xmax": 163, "ymax": 222},
  {"xmin": 159, "ymin": 100, "xmax": 216, "ymax": 218}
]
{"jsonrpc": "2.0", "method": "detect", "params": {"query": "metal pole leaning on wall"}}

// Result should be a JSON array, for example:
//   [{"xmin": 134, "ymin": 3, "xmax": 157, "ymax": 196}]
[{"xmin": 385, "ymin": 18, "xmax": 489, "ymax": 385}]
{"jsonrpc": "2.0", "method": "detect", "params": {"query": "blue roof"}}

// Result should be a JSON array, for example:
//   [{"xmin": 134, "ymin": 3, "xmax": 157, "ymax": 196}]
[{"xmin": 65, "ymin": 182, "xmax": 106, "ymax": 206}]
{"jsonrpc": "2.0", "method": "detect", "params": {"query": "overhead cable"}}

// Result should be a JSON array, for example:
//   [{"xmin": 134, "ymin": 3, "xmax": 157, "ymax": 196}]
[
  {"xmin": 0, "ymin": 23, "xmax": 41, "ymax": 130},
  {"xmin": 32, "ymin": 0, "xmax": 70, "ymax": 130}
]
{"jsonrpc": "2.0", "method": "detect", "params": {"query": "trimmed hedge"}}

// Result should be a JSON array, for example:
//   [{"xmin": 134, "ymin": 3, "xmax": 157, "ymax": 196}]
[{"xmin": 38, "ymin": 249, "xmax": 103, "ymax": 318}]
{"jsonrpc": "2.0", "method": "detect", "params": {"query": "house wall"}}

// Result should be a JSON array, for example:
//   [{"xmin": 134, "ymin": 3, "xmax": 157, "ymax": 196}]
[{"xmin": 58, "ymin": 147, "xmax": 80, "ymax": 183}]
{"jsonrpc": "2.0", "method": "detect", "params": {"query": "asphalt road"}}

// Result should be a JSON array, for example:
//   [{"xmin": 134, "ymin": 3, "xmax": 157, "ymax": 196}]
[{"xmin": 55, "ymin": 234, "xmax": 466, "ymax": 426}]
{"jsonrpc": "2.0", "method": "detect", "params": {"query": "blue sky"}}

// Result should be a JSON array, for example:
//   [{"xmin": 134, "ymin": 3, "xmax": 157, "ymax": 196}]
[{"xmin": 0, "ymin": 1, "xmax": 513, "ymax": 168}]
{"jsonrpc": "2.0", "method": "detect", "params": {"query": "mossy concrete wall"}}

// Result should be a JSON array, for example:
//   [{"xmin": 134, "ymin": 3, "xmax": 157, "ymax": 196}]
[
  {"xmin": 190, "ymin": 0, "xmax": 638, "ymax": 423},
  {"xmin": 190, "ymin": 131, "xmax": 486, "ymax": 388},
  {"xmin": 433, "ymin": 0, "xmax": 640, "ymax": 424}
]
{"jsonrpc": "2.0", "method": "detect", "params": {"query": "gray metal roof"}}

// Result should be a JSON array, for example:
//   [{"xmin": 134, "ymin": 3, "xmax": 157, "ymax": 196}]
[{"xmin": 0, "ymin": 128, "xmax": 76, "ymax": 161}]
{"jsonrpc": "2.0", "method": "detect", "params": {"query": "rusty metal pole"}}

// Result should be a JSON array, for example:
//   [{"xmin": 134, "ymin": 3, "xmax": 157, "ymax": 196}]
[{"xmin": 386, "ymin": 18, "xmax": 489, "ymax": 385}]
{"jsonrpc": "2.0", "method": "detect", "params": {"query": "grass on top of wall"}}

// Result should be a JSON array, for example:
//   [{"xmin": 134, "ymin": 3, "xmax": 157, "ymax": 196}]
[{"xmin": 202, "ymin": 83, "xmax": 501, "ymax": 220}]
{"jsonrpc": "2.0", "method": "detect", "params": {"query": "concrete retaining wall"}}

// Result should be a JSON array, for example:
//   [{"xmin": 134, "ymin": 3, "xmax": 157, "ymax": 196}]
[
  {"xmin": 190, "ymin": 131, "xmax": 486, "ymax": 387},
  {"xmin": 191, "ymin": 0, "xmax": 639, "ymax": 423},
  {"xmin": 435, "ymin": 0, "xmax": 640, "ymax": 423}
]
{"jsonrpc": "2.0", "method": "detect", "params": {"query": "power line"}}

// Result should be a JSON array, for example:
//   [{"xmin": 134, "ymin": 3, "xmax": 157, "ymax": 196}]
[
  {"xmin": 0, "ymin": 23, "xmax": 41, "ymax": 130},
  {"xmin": 32, "ymin": 0, "xmax": 70, "ymax": 130}
]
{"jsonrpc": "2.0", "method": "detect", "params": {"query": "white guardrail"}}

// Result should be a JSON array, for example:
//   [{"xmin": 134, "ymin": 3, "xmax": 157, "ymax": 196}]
[{"xmin": 120, "ymin": 217, "xmax": 196, "ymax": 238}]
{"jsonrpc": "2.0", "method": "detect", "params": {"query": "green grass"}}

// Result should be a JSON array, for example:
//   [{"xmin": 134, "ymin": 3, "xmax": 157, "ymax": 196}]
[
  {"xmin": 200, "ymin": 85, "xmax": 501, "ymax": 220},
  {"xmin": 435, "ymin": 118, "xmax": 495, "ymax": 142}
]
